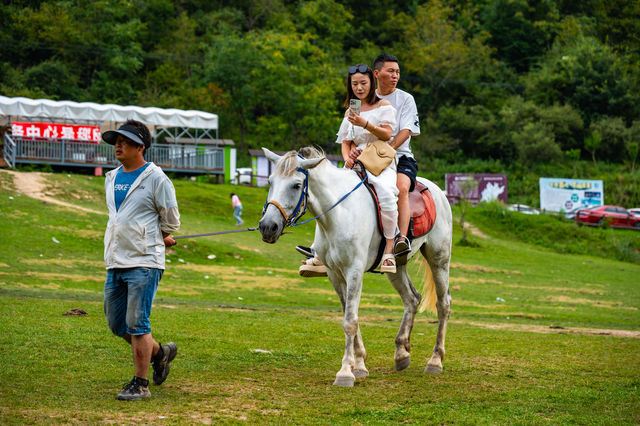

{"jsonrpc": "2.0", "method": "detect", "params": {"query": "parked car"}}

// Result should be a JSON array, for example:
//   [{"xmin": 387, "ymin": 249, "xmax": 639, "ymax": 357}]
[
  {"xmin": 507, "ymin": 204, "xmax": 540, "ymax": 215},
  {"xmin": 235, "ymin": 167, "xmax": 253, "ymax": 185},
  {"xmin": 629, "ymin": 208, "xmax": 640, "ymax": 216},
  {"xmin": 575, "ymin": 205, "xmax": 640, "ymax": 229}
]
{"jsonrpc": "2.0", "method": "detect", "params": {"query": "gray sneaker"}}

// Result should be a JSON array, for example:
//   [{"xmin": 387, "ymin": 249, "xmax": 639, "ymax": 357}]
[
  {"xmin": 117, "ymin": 377, "xmax": 151, "ymax": 401},
  {"xmin": 152, "ymin": 342, "xmax": 178, "ymax": 385}
]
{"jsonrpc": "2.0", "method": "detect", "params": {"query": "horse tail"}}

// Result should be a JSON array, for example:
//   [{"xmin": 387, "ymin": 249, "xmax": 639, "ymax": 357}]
[{"xmin": 417, "ymin": 255, "xmax": 437, "ymax": 314}]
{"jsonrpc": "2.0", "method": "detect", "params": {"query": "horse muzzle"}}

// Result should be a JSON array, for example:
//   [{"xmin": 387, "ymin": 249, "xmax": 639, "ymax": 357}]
[{"xmin": 258, "ymin": 215, "xmax": 285, "ymax": 243}]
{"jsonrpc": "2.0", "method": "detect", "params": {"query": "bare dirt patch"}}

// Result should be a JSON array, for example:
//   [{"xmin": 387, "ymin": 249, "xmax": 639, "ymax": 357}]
[
  {"xmin": 23, "ymin": 271, "xmax": 103, "ymax": 283},
  {"xmin": 464, "ymin": 223, "xmax": 489, "ymax": 239},
  {"xmin": 504, "ymin": 283, "xmax": 605, "ymax": 295},
  {"xmin": 451, "ymin": 276, "xmax": 504, "ymax": 285},
  {"xmin": 546, "ymin": 295, "xmax": 637, "ymax": 311},
  {"xmin": 452, "ymin": 262, "xmax": 521, "ymax": 275},
  {"xmin": 20, "ymin": 259, "xmax": 104, "ymax": 268},
  {"xmin": 455, "ymin": 319, "xmax": 640, "ymax": 338},
  {"xmin": 0, "ymin": 170, "xmax": 104, "ymax": 215}
]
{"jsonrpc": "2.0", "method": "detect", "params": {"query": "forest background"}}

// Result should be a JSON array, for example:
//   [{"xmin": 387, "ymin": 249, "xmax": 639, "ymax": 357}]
[{"xmin": 1, "ymin": 0, "xmax": 639, "ymax": 206}]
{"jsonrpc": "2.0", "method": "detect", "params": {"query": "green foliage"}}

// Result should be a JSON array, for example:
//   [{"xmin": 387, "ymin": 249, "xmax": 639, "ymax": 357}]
[
  {"xmin": 468, "ymin": 201, "xmax": 640, "ymax": 264},
  {"xmin": 481, "ymin": 0, "xmax": 560, "ymax": 72},
  {"xmin": 1, "ymin": 0, "xmax": 639, "ymax": 169},
  {"xmin": 203, "ymin": 30, "xmax": 342, "ymax": 152},
  {"xmin": 526, "ymin": 35, "xmax": 640, "ymax": 126}
]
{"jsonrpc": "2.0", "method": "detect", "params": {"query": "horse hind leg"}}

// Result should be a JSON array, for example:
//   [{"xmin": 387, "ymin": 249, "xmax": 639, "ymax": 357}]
[
  {"xmin": 387, "ymin": 264, "xmax": 422, "ymax": 371},
  {"xmin": 422, "ymin": 244, "xmax": 451, "ymax": 374}
]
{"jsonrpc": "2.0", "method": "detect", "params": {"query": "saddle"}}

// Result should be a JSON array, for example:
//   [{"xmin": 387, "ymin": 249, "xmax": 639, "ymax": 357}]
[
  {"xmin": 355, "ymin": 167, "xmax": 437, "ymax": 272},
  {"xmin": 408, "ymin": 181, "xmax": 437, "ymax": 239}
]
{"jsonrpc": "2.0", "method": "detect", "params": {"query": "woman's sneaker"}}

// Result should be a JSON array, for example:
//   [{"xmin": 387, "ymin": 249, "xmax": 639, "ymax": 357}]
[
  {"xmin": 299, "ymin": 257, "xmax": 327, "ymax": 277},
  {"xmin": 152, "ymin": 342, "xmax": 178, "ymax": 385},
  {"xmin": 117, "ymin": 376, "xmax": 151, "ymax": 400}
]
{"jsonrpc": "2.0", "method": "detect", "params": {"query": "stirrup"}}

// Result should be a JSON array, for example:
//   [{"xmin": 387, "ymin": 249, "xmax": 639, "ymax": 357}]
[
  {"xmin": 394, "ymin": 235, "xmax": 411, "ymax": 266},
  {"xmin": 296, "ymin": 245, "xmax": 314, "ymax": 258}
]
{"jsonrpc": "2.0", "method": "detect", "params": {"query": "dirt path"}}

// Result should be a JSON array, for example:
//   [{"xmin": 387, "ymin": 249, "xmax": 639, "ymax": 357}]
[
  {"xmin": 1, "ymin": 169, "xmax": 105, "ymax": 215},
  {"xmin": 451, "ymin": 319, "xmax": 640, "ymax": 338}
]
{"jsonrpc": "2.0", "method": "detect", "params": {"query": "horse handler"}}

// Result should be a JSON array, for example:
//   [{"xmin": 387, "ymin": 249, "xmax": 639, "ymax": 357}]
[{"xmin": 102, "ymin": 120, "xmax": 180, "ymax": 400}]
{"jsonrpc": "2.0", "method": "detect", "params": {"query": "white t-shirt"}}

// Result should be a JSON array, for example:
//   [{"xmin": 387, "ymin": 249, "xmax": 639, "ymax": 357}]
[
  {"xmin": 376, "ymin": 88, "xmax": 420, "ymax": 159},
  {"xmin": 335, "ymin": 103, "xmax": 397, "ymax": 149}
]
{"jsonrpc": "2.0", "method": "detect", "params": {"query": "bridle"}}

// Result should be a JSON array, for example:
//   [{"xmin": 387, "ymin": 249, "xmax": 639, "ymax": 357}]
[
  {"xmin": 262, "ymin": 159, "xmax": 310, "ymax": 228},
  {"xmin": 262, "ymin": 154, "xmax": 366, "ymax": 228}
]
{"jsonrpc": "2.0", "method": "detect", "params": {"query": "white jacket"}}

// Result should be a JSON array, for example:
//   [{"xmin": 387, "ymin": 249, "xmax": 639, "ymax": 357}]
[{"xmin": 104, "ymin": 162, "xmax": 180, "ymax": 270}]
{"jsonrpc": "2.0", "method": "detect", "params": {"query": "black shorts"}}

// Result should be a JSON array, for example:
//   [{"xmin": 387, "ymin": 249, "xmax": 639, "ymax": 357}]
[{"xmin": 397, "ymin": 155, "xmax": 418, "ymax": 192}]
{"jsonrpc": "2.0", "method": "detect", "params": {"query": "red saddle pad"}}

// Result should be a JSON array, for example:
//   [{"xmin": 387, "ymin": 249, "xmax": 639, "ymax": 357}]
[{"xmin": 409, "ymin": 182, "xmax": 437, "ymax": 238}]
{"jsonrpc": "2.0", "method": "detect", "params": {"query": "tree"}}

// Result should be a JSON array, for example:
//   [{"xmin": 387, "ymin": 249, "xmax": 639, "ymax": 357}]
[
  {"xmin": 584, "ymin": 131, "xmax": 602, "ymax": 166},
  {"xmin": 625, "ymin": 121, "xmax": 640, "ymax": 173},
  {"xmin": 527, "ymin": 35, "xmax": 640, "ymax": 128},
  {"xmin": 394, "ymin": 0, "xmax": 496, "ymax": 112},
  {"xmin": 512, "ymin": 122, "xmax": 563, "ymax": 168},
  {"xmin": 203, "ymin": 30, "xmax": 342, "ymax": 153},
  {"xmin": 480, "ymin": 0, "xmax": 559, "ymax": 72},
  {"xmin": 456, "ymin": 177, "xmax": 479, "ymax": 246}
]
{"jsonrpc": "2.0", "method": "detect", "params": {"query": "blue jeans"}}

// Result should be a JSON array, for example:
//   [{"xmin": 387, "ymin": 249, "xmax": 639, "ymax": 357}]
[
  {"xmin": 104, "ymin": 268, "xmax": 163, "ymax": 337},
  {"xmin": 233, "ymin": 205, "xmax": 243, "ymax": 224}
]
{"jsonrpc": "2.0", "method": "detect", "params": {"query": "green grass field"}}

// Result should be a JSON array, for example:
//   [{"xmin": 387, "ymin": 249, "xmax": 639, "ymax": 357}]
[{"xmin": 1, "ymin": 170, "xmax": 639, "ymax": 424}]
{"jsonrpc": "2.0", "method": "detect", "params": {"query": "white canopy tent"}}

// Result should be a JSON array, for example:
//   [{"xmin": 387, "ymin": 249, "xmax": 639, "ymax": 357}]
[
  {"xmin": 0, "ymin": 96, "xmax": 218, "ymax": 130},
  {"xmin": 1, "ymin": 96, "xmax": 229, "ymax": 175}
]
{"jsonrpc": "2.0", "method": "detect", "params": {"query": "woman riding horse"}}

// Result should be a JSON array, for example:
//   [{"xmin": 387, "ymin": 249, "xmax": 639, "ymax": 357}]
[{"xmin": 301, "ymin": 64, "xmax": 400, "ymax": 273}]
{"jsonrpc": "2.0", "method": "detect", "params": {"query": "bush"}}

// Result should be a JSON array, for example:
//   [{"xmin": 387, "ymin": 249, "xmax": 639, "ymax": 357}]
[{"xmin": 467, "ymin": 201, "xmax": 640, "ymax": 264}]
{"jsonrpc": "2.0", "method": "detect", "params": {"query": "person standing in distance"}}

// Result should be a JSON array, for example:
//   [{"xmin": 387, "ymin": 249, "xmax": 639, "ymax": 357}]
[
  {"xmin": 102, "ymin": 119, "xmax": 180, "ymax": 400},
  {"xmin": 372, "ymin": 53, "xmax": 420, "ymax": 264},
  {"xmin": 230, "ymin": 192, "xmax": 243, "ymax": 226}
]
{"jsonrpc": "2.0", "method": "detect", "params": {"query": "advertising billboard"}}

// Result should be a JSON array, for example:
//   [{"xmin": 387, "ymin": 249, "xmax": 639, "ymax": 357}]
[
  {"xmin": 539, "ymin": 178, "xmax": 604, "ymax": 214},
  {"xmin": 11, "ymin": 121, "xmax": 101, "ymax": 142},
  {"xmin": 445, "ymin": 174, "xmax": 508, "ymax": 205}
]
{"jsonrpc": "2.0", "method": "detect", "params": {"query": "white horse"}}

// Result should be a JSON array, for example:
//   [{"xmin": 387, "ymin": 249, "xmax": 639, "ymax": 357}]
[{"xmin": 258, "ymin": 147, "xmax": 452, "ymax": 387}]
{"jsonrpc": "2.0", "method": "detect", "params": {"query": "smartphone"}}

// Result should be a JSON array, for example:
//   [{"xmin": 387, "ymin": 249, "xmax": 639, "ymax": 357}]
[{"xmin": 349, "ymin": 99, "xmax": 361, "ymax": 116}]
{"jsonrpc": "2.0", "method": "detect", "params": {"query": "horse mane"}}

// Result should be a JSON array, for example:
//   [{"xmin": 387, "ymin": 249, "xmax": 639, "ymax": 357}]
[{"xmin": 275, "ymin": 146, "xmax": 326, "ymax": 176}]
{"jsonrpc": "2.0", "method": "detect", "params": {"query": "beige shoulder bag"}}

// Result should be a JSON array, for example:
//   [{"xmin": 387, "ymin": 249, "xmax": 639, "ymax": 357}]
[{"xmin": 357, "ymin": 140, "xmax": 396, "ymax": 176}]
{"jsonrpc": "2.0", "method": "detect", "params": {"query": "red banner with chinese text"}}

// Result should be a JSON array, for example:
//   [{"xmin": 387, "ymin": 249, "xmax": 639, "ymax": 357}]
[{"xmin": 10, "ymin": 122, "xmax": 101, "ymax": 143}]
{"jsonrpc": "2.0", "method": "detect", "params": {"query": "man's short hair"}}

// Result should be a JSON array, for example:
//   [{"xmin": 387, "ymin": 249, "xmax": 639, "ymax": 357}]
[{"xmin": 373, "ymin": 53, "xmax": 399, "ymax": 71}]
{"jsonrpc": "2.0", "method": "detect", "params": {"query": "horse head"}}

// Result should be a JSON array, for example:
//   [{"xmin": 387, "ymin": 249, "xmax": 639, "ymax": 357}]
[{"xmin": 258, "ymin": 148, "xmax": 324, "ymax": 243}]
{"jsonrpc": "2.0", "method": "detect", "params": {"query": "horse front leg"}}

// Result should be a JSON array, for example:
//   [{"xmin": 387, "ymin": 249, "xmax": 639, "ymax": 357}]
[
  {"xmin": 332, "ymin": 270, "xmax": 365, "ymax": 387},
  {"xmin": 387, "ymin": 264, "xmax": 421, "ymax": 371},
  {"xmin": 424, "ymin": 251, "xmax": 451, "ymax": 374}
]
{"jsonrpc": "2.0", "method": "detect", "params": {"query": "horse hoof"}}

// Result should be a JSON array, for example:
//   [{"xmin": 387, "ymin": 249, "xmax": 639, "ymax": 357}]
[
  {"xmin": 353, "ymin": 368, "xmax": 369, "ymax": 379},
  {"xmin": 395, "ymin": 357, "xmax": 411, "ymax": 371},
  {"xmin": 333, "ymin": 376, "xmax": 355, "ymax": 387},
  {"xmin": 424, "ymin": 364, "xmax": 443, "ymax": 374}
]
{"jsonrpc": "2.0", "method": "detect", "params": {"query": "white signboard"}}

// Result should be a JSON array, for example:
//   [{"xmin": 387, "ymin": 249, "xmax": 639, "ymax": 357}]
[{"xmin": 539, "ymin": 178, "xmax": 604, "ymax": 214}]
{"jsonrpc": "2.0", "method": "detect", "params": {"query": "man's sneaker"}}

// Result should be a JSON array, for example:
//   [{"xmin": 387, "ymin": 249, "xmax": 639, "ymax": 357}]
[
  {"xmin": 152, "ymin": 342, "xmax": 178, "ymax": 385},
  {"xmin": 116, "ymin": 376, "xmax": 151, "ymax": 401},
  {"xmin": 394, "ymin": 235, "xmax": 411, "ymax": 266},
  {"xmin": 296, "ymin": 245, "xmax": 315, "ymax": 258}
]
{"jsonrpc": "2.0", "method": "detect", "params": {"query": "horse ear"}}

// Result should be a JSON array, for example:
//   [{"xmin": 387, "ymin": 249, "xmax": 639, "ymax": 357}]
[
  {"xmin": 262, "ymin": 148, "xmax": 281, "ymax": 164},
  {"xmin": 299, "ymin": 157, "xmax": 324, "ymax": 170}
]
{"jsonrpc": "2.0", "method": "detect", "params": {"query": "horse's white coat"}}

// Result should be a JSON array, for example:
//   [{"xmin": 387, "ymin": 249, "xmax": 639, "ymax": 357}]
[{"xmin": 259, "ymin": 148, "xmax": 452, "ymax": 386}]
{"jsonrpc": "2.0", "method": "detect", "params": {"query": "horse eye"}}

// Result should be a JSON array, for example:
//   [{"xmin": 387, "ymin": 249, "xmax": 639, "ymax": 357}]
[{"xmin": 293, "ymin": 183, "xmax": 301, "ymax": 190}]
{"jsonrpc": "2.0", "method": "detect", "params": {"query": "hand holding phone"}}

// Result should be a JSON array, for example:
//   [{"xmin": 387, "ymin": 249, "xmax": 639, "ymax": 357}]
[{"xmin": 349, "ymin": 99, "xmax": 361, "ymax": 116}]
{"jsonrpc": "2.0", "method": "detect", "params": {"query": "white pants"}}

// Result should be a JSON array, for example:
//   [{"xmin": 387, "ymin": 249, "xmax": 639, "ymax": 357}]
[{"xmin": 366, "ymin": 163, "xmax": 399, "ymax": 239}]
